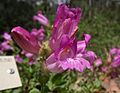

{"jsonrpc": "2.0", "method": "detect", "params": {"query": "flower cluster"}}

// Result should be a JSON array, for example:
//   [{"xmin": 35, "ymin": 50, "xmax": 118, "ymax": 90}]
[
  {"xmin": 101, "ymin": 48, "xmax": 120, "ymax": 78},
  {"xmin": 11, "ymin": 26, "xmax": 46, "ymax": 64},
  {"xmin": 11, "ymin": 4, "xmax": 101, "ymax": 73},
  {"xmin": 46, "ymin": 4, "xmax": 101, "ymax": 73},
  {"xmin": 0, "ymin": 32, "xmax": 13, "ymax": 54},
  {"xmin": 110, "ymin": 48, "xmax": 120, "ymax": 68},
  {"xmin": 33, "ymin": 11, "xmax": 49, "ymax": 27},
  {"xmin": 10, "ymin": 10, "xmax": 48, "ymax": 64}
]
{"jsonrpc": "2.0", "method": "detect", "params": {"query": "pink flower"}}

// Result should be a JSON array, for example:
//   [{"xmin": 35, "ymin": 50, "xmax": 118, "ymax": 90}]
[
  {"xmin": 109, "ymin": 48, "xmax": 120, "ymax": 68},
  {"xmin": 94, "ymin": 58, "xmax": 102, "ymax": 66},
  {"xmin": 46, "ymin": 25, "xmax": 102, "ymax": 73},
  {"xmin": 46, "ymin": 35, "xmax": 97, "ymax": 73},
  {"xmin": 31, "ymin": 26, "xmax": 45, "ymax": 41},
  {"xmin": 15, "ymin": 54, "xmax": 23, "ymax": 63},
  {"xmin": 110, "ymin": 48, "xmax": 120, "ymax": 56},
  {"xmin": 25, "ymin": 52, "xmax": 34, "ymax": 58},
  {"xmin": 77, "ymin": 34, "xmax": 91, "ymax": 53},
  {"xmin": 50, "ymin": 4, "xmax": 82, "ymax": 52},
  {"xmin": 46, "ymin": 5, "xmax": 99, "ymax": 73},
  {"xmin": 46, "ymin": 53, "xmax": 64, "ymax": 73},
  {"xmin": 111, "ymin": 55, "xmax": 120, "ymax": 67},
  {"xmin": 11, "ymin": 26, "xmax": 41, "ymax": 55},
  {"xmin": 50, "ymin": 17, "xmax": 78, "ymax": 52},
  {"xmin": 84, "ymin": 51, "xmax": 97, "ymax": 64},
  {"xmin": 101, "ymin": 67, "xmax": 108, "ymax": 72},
  {"xmin": 3, "ymin": 32, "xmax": 12, "ymax": 41},
  {"xmin": 0, "ymin": 32, "xmax": 13, "ymax": 54},
  {"xmin": 0, "ymin": 41, "xmax": 13, "ymax": 51},
  {"xmin": 33, "ymin": 11, "xmax": 49, "ymax": 26},
  {"xmin": 54, "ymin": 4, "xmax": 82, "ymax": 27},
  {"xmin": 21, "ymin": 50, "xmax": 37, "ymax": 65},
  {"xmin": 83, "ymin": 34, "xmax": 91, "ymax": 44}
]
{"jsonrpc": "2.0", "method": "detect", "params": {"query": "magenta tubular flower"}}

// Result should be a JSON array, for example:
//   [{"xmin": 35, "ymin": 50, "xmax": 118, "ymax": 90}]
[
  {"xmin": 50, "ymin": 4, "xmax": 82, "ymax": 52},
  {"xmin": 54, "ymin": 4, "xmax": 82, "ymax": 27},
  {"xmin": 77, "ymin": 35, "xmax": 101, "ymax": 68},
  {"xmin": 46, "ymin": 53, "xmax": 64, "ymax": 73},
  {"xmin": 84, "ymin": 51, "xmax": 97, "ymax": 63},
  {"xmin": 111, "ymin": 56, "xmax": 120, "ymax": 67},
  {"xmin": 83, "ymin": 34, "xmax": 91, "ymax": 44},
  {"xmin": 15, "ymin": 54, "xmax": 23, "ymax": 63},
  {"xmin": 21, "ymin": 50, "xmax": 34, "ymax": 58},
  {"xmin": 33, "ymin": 11, "xmax": 49, "ymax": 26},
  {"xmin": 50, "ymin": 17, "xmax": 78, "ymax": 52},
  {"xmin": 0, "ymin": 41, "xmax": 13, "ymax": 51},
  {"xmin": 77, "ymin": 34, "xmax": 91, "ymax": 53},
  {"xmin": 52, "ymin": 4, "xmax": 81, "ymax": 39},
  {"xmin": 110, "ymin": 48, "xmax": 120, "ymax": 56},
  {"xmin": 94, "ymin": 58, "xmax": 102, "ymax": 66},
  {"xmin": 47, "ymin": 32, "xmax": 100, "ymax": 73},
  {"xmin": 46, "ymin": 5, "xmax": 100, "ymax": 73},
  {"xmin": 111, "ymin": 55, "xmax": 120, "ymax": 67},
  {"xmin": 0, "ymin": 32, "xmax": 13, "ymax": 54},
  {"xmin": 3, "ymin": 32, "xmax": 12, "ymax": 41},
  {"xmin": 31, "ymin": 27, "xmax": 45, "ymax": 41},
  {"xmin": 11, "ymin": 26, "xmax": 40, "ymax": 55},
  {"xmin": 46, "ymin": 37, "xmax": 93, "ymax": 73},
  {"xmin": 110, "ymin": 48, "xmax": 120, "ymax": 68},
  {"xmin": 21, "ymin": 50, "xmax": 37, "ymax": 65}
]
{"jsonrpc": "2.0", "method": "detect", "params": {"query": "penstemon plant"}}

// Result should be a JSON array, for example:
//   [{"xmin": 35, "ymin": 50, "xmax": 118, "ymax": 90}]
[{"xmin": 10, "ymin": 4, "xmax": 102, "ymax": 93}]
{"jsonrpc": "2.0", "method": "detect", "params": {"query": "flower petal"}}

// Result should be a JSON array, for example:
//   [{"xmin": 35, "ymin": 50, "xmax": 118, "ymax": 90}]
[
  {"xmin": 11, "ymin": 26, "xmax": 40, "ymax": 54},
  {"xmin": 33, "ymin": 11, "xmax": 49, "ymax": 26},
  {"xmin": 46, "ymin": 53, "xmax": 64, "ymax": 73}
]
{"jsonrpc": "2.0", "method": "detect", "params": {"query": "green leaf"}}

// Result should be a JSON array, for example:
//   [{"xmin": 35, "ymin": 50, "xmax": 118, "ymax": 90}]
[
  {"xmin": 29, "ymin": 88, "xmax": 40, "ymax": 93},
  {"xmin": 94, "ymin": 78, "xmax": 101, "ymax": 88},
  {"xmin": 12, "ymin": 88, "xmax": 22, "ymax": 93}
]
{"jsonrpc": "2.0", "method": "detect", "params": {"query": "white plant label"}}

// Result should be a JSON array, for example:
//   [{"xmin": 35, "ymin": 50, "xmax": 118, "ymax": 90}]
[{"xmin": 0, "ymin": 56, "xmax": 22, "ymax": 91}]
